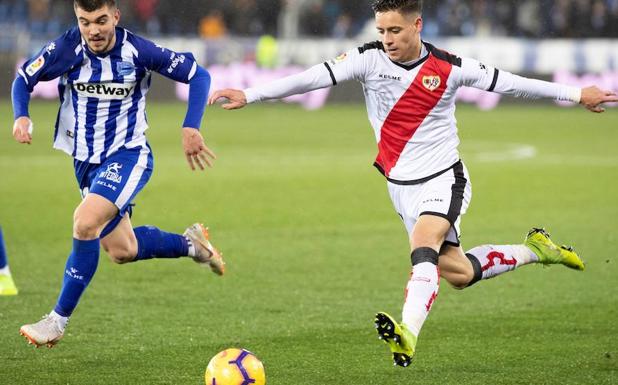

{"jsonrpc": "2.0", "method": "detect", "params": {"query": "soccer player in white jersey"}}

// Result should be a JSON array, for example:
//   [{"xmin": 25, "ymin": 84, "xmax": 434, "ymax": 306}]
[
  {"xmin": 12, "ymin": 0, "xmax": 226, "ymax": 348},
  {"xmin": 209, "ymin": 0, "xmax": 618, "ymax": 367},
  {"xmin": 0, "ymin": 226, "xmax": 18, "ymax": 296}
]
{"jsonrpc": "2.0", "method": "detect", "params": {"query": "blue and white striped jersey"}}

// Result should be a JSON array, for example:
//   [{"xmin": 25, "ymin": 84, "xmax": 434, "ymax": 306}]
[{"xmin": 18, "ymin": 27, "xmax": 198, "ymax": 164}]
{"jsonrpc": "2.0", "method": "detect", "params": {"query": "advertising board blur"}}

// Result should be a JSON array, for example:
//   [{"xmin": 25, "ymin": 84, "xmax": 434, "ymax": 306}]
[{"xmin": 19, "ymin": 37, "xmax": 618, "ymax": 110}]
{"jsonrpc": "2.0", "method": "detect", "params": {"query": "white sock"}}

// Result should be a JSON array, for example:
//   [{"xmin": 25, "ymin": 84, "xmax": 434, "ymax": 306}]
[
  {"xmin": 49, "ymin": 310, "xmax": 69, "ymax": 330},
  {"xmin": 401, "ymin": 262, "xmax": 440, "ymax": 337},
  {"xmin": 185, "ymin": 237, "xmax": 196, "ymax": 257},
  {"xmin": 0, "ymin": 266, "xmax": 10, "ymax": 276},
  {"xmin": 467, "ymin": 244, "xmax": 538, "ymax": 281}
]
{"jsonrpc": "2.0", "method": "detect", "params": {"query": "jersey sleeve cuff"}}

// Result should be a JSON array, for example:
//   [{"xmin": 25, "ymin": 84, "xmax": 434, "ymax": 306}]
[
  {"xmin": 568, "ymin": 87, "xmax": 582, "ymax": 104},
  {"xmin": 244, "ymin": 88, "xmax": 259, "ymax": 104}
]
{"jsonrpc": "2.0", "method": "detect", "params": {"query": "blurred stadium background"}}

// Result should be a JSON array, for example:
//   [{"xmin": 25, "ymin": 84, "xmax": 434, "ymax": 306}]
[
  {"xmin": 0, "ymin": 0, "xmax": 617, "ymax": 107},
  {"xmin": 1, "ymin": 2, "xmax": 617, "ymax": 384}
]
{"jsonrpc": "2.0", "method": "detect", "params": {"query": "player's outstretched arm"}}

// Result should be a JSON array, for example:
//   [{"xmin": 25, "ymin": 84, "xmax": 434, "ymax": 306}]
[
  {"xmin": 580, "ymin": 86, "xmax": 618, "ymax": 113},
  {"xmin": 210, "ymin": 60, "xmax": 350, "ymax": 110},
  {"xmin": 458, "ymin": 57, "xmax": 618, "ymax": 113},
  {"xmin": 208, "ymin": 89, "xmax": 247, "ymax": 110},
  {"xmin": 182, "ymin": 127, "xmax": 217, "ymax": 171}
]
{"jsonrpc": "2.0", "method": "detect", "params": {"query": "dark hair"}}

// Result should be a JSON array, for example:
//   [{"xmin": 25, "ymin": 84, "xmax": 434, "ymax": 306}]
[
  {"xmin": 371, "ymin": 0, "xmax": 423, "ymax": 15},
  {"xmin": 74, "ymin": 0, "xmax": 117, "ymax": 12}
]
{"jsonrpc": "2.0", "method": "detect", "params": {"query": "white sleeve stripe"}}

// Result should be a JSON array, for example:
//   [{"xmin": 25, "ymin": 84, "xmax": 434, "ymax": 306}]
[
  {"xmin": 188, "ymin": 62, "xmax": 197, "ymax": 81},
  {"xmin": 17, "ymin": 69, "xmax": 28, "ymax": 84}
]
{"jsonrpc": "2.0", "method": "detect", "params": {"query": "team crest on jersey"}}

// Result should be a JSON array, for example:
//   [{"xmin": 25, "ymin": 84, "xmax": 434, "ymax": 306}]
[
  {"xmin": 25, "ymin": 55, "xmax": 45, "ymax": 76},
  {"xmin": 100, "ymin": 162, "xmax": 123, "ymax": 184},
  {"xmin": 422, "ymin": 75, "xmax": 441, "ymax": 91},
  {"xmin": 116, "ymin": 61, "xmax": 135, "ymax": 76}
]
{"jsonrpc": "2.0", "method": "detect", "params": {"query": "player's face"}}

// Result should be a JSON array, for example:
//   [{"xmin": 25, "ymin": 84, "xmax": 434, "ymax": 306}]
[
  {"xmin": 375, "ymin": 10, "xmax": 423, "ymax": 63},
  {"xmin": 75, "ymin": 5, "xmax": 120, "ymax": 55}
]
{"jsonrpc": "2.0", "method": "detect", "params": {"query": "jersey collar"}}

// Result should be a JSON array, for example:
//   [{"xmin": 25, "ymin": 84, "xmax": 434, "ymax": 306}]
[{"xmin": 389, "ymin": 41, "xmax": 430, "ymax": 71}]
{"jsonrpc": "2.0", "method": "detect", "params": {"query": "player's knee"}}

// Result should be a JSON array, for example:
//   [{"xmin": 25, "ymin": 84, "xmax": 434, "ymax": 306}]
[
  {"xmin": 106, "ymin": 247, "xmax": 135, "ymax": 264},
  {"xmin": 446, "ymin": 274, "xmax": 473, "ymax": 290},
  {"xmin": 442, "ymin": 261, "xmax": 476, "ymax": 290},
  {"xmin": 101, "ymin": 240, "xmax": 135, "ymax": 264},
  {"xmin": 73, "ymin": 215, "xmax": 102, "ymax": 239}
]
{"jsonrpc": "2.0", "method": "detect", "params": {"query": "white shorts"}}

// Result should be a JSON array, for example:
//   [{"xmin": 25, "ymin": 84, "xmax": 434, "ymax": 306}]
[{"xmin": 387, "ymin": 161, "xmax": 472, "ymax": 246}]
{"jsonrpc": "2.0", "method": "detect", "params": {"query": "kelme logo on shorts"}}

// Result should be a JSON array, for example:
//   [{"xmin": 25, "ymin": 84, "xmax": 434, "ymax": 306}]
[{"xmin": 73, "ymin": 82, "xmax": 134, "ymax": 100}]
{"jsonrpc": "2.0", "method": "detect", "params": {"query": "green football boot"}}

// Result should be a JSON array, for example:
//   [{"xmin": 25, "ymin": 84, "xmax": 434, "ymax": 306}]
[
  {"xmin": 0, "ymin": 274, "xmax": 18, "ymax": 296},
  {"xmin": 524, "ymin": 228, "xmax": 585, "ymax": 271},
  {"xmin": 374, "ymin": 312, "xmax": 417, "ymax": 367}
]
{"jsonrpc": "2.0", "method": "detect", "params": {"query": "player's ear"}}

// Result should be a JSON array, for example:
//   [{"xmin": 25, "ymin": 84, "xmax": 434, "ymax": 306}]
[
  {"xmin": 112, "ymin": 7, "xmax": 120, "ymax": 25},
  {"xmin": 414, "ymin": 16, "xmax": 423, "ymax": 33}
]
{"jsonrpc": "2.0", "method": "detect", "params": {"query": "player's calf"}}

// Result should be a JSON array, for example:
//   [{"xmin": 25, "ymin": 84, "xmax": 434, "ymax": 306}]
[
  {"xmin": 101, "ymin": 239, "xmax": 137, "ymax": 264},
  {"xmin": 462, "ymin": 227, "xmax": 584, "ymax": 287}
]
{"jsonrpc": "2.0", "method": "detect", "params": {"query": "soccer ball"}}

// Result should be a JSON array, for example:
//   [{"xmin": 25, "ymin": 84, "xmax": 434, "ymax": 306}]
[{"xmin": 205, "ymin": 348, "xmax": 266, "ymax": 385}]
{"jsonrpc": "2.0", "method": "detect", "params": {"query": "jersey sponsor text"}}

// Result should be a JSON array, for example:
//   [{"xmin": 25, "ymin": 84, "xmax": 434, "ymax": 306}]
[{"xmin": 73, "ymin": 82, "xmax": 135, "ymax": 100}]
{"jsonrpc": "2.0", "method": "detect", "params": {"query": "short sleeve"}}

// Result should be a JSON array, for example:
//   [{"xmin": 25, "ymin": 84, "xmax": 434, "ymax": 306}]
[
  {"xmin": 457, "ymin": 57, "xmax": 499, "ymax": 91},
  {"xmin": 323, "ymin": 47, "xmax": 367, "ymax": 85},
  {"xmin": 18, "ymin": 28, "xmax": 82, "ymax": 92},
  {"xmin": 129, "ymin": 34, "xmax": 198, "ymax": 84}
]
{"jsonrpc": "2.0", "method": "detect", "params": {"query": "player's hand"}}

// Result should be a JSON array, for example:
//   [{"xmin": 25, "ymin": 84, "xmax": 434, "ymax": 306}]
[
  {"xmin": 182, "ymin": 127, "xmax": 216, "ymax": 171},
  {"xmin": 13, "ymin": 116, "xmax": 33, "ymax": 144},
  {"xmin": 208, "ymin": 89, "xmax": 247, "ymax": 110},
  {"xmin": 580, "ymin": 86, "xmax": 618, "ymax": 113}
]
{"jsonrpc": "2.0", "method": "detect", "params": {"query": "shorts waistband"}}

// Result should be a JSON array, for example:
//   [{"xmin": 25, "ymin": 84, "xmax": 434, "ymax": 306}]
[{"xmin": 376, "ymin": 160, "xmax": 462, "ymax": 185}]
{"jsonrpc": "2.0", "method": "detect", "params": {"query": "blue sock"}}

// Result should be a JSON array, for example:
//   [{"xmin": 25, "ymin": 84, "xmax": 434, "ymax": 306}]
[
  {"xmin": 0, "ymin": 226, "xmax": 7, "ymax": 269},
  {"xmin": 53, "ymin": 238, "xmax": 100, "ymax": 317},
  {"xmin": 132, "ymin": 226, "xmax": 189, "ymax": 261}
]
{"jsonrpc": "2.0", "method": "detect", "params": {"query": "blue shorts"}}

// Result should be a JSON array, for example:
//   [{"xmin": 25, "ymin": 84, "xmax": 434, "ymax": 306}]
[{"xmin": 74, "ymin": 146, "xmax": 154, "ymax": 238}]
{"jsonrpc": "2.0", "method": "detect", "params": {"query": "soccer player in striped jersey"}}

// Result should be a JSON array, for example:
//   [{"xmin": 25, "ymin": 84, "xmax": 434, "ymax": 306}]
[
  {"xmin": 12, "ymin": 0, "xmax": 225, "ymax": 348},
  {"xmin": 0, "ymin": 226, "xmax": 18, "ymax": 296},
  {"xmin": 209, "ymin": 0, "xmax": 618, "ymax": 367}
]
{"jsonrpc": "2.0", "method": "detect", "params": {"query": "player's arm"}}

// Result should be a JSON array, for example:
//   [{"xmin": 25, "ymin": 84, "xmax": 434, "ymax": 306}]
[
  {"xmin": 11, "ymin": 29, "xmax": 81, "ymax": 144},
  {"xmin": 11, "ymin": 76, "xmax": 33, "ymax": 144},
  {"xmin": 209, "ymin": 48, "xmax": 365, "ymax": 110},
  {"xmin": 135, "ymin": 35, "xmax": 217, "ymax": 170},
  {"xmin": 181, "ymin": 65, "xmax": 217, "ymax": 171},
  {"xmin": 458, "ymin": 57, "xmax": 618, "ymax": 113}
]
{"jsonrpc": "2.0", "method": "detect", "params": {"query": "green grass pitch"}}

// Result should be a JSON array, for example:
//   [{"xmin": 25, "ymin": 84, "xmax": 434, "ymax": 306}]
[{"xmin": 0, "ymin": 100, "xmax": 617, "ymax": 384}]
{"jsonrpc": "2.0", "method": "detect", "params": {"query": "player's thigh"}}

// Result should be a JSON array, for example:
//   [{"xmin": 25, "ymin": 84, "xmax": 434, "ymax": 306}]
[
  {"xmin": 73, "ymin": 193, "xmax": 119, "ymax": 239},
  {"xmin": 100, "ymin": 214, "xmax": 138, "ymax": 263},
  {"xmin": 410, "ymin": 214, "xmax": 451, "ymax": 251},
  {"xmin": 84, "ymin": 146, "xmax": 153, "ymax": 239},
  {"xmin": 438, "ymin": 244, "xmax": 474, "ymax": 289},
  {"xmin": 89, "ymin": 147, "xmax": 153, "ymax": 216},
  {"xmin": 388, "ymin": 162, "xmax": 472, "ymax": 251},
  {"xmin": 388, "ymin": 181, "xmax": 451, "ymax": 250}
]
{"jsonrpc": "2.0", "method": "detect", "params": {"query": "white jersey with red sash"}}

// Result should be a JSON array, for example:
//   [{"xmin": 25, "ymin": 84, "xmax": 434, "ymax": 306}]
[{"xmin": 245, "ymin": 40, "xmax": 580, "ymax": 183}]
